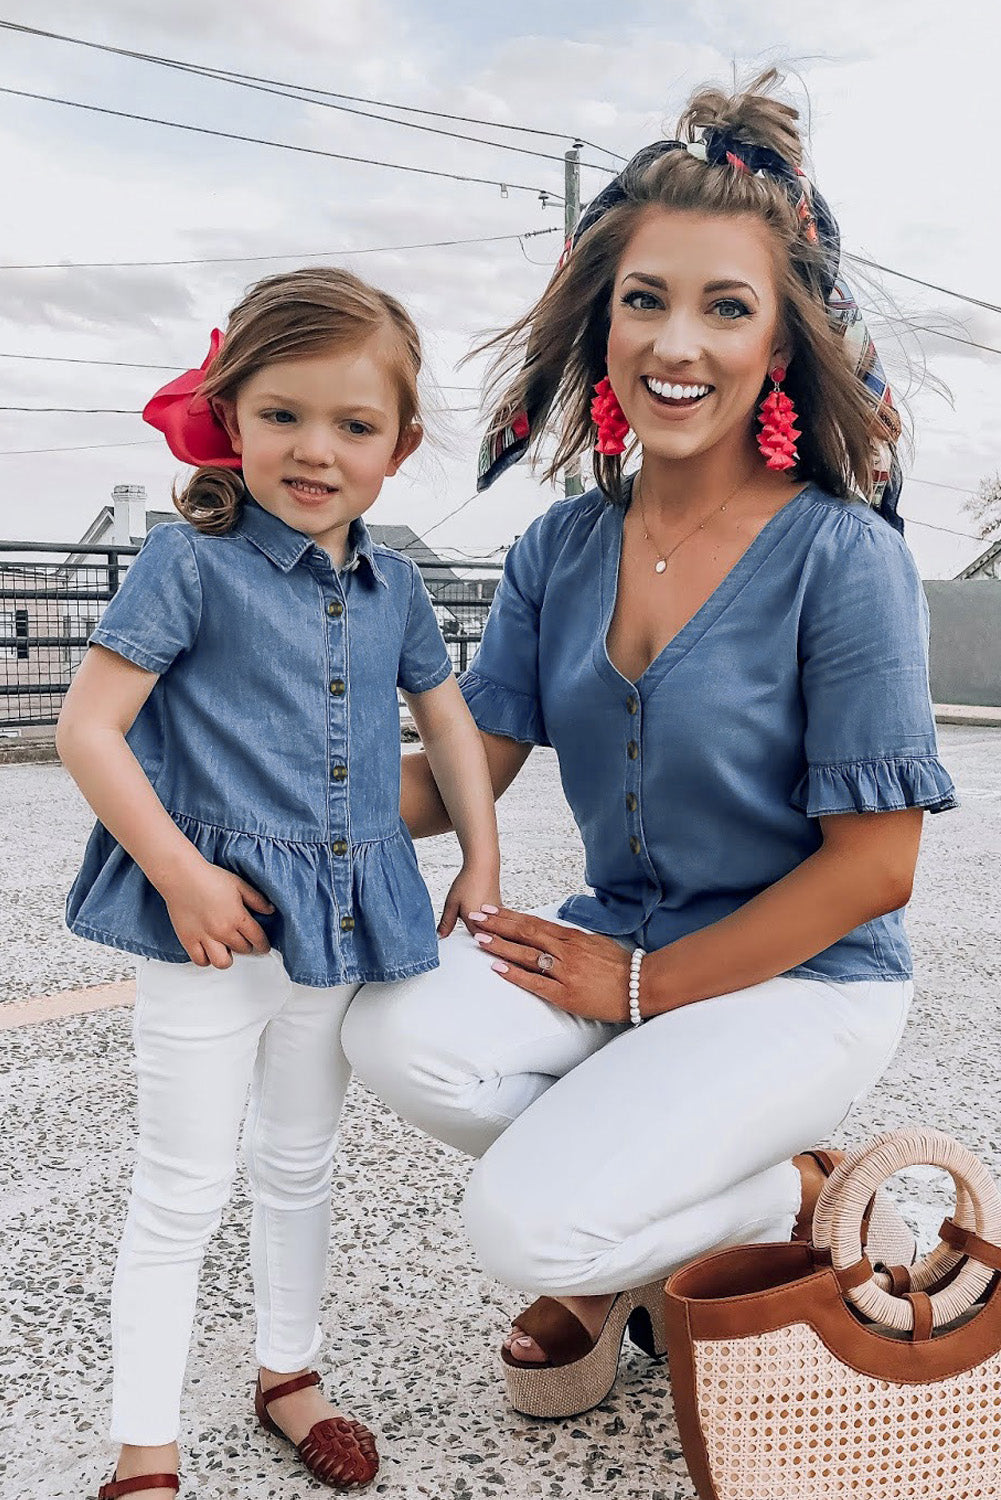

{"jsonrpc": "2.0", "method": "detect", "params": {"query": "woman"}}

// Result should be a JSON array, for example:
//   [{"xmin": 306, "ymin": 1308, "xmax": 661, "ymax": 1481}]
[{"xmin": 342, "ymin": 71, "xmax": 956, "ymax": 1421}]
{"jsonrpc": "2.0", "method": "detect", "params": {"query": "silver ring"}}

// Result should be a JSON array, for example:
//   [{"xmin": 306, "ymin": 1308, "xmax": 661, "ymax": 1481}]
[{"xmin": 536, "ymin": 952, "xmax": 557, "ymax": 973}]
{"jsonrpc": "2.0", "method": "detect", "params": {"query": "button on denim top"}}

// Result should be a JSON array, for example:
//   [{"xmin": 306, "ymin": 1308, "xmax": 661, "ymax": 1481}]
[
  {"xmin": 66, "ymin": 499, "xmax": 453, "ymax": 985},
  {"xmin": 460, "ymin": 483, "xmax": 957, "ymax": 982}
]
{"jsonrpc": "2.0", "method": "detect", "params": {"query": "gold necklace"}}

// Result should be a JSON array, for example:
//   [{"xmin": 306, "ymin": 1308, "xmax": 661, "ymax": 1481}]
[{"xmin": 635, "ymin": 468, "xmax": 755, "ymax": 576}]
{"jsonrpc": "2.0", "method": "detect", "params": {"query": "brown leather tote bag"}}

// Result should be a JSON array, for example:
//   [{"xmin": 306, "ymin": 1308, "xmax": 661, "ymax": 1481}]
[{"xmin": 663, "ymin": 1129, "xmax": 1001, "ymax": 1500}]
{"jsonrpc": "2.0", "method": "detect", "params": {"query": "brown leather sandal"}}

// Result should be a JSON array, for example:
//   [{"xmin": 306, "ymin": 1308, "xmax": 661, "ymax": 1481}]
[
  {"xmin": 254, "ymin": 1372, "xmax": 378, "ymax": 1489},
  {"xmin": 500, "ymin": 1280, "xmax": 668, "ymax": 1419},
  {"xmin": 97, "ymin": 1474, "xmax": 179, "ymax": 1498}
]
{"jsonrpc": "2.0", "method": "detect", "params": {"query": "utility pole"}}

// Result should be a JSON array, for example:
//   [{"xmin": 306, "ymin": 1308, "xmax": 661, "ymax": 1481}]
[{"xmin": 564, "ymin": 142, "xmax": 584, "ymax": 498}]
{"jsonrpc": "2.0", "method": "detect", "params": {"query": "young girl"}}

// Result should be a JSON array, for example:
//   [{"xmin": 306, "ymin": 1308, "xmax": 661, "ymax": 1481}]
[{"xmin": 57, "ymin": 267, "xmax": 501, "ymax": 1498}]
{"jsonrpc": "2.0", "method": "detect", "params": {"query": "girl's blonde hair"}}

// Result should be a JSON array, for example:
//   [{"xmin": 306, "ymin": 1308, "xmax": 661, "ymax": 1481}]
[
  {"xmin": 174, "ymin": 267, "xmax": 422, "ymax": 534},
  {"xmin": 479, "ymin": 69, "xmax": 878, "ymax": 504}
]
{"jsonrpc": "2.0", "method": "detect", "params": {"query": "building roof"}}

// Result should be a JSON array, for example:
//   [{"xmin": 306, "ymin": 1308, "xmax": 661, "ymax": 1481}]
[
  {"xmin": 956, "ymin": 538, "xmax": 1001, "ymax": 579},
  {"xmin": 75, "ymin": 505, "xmax": 461, "ymax": 582}
]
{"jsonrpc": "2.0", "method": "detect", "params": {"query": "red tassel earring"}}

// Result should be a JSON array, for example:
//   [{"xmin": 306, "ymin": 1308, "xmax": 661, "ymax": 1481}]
[
  {"xmin": 757, "ymin": 366, "xmax": 801, "ymax": 472},
  {"xmin": 591, "ymin": 377, "xmax": 630, "ymax": 455}
]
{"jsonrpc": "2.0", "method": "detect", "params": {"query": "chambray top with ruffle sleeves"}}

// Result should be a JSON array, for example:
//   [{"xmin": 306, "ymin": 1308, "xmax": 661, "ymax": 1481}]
[
  {"xmin": 65, "ymin": 499, "xmax": 453, "ymax": 986},
  {"xmin": 460, "ymin": 481, "xmax": 957, "ymax": 982}
]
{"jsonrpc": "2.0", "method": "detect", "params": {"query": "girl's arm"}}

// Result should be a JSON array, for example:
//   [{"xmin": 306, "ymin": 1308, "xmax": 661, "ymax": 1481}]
[
  {"xmin": 402, "ymin": 676, "xmax": 507, "ymax": 935},
  {"xmin": 57, "ymin": 645, "xmax": 274, "ymax": 968}
]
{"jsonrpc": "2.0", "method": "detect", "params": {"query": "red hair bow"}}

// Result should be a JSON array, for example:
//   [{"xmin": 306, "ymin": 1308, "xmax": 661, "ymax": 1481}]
[{"xmin": 142, "ymin": 328, "xmax": 241, "ymax": 468}]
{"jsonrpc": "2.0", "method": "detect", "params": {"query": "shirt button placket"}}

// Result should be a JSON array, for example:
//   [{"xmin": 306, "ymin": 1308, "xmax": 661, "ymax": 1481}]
[
  {"xmin": 325, "ymin": 583, "xmax": 353, "ymax": 941},
  {"xmin": 625, "ymin": 693, "xmax": 644, "ymax": 864}
]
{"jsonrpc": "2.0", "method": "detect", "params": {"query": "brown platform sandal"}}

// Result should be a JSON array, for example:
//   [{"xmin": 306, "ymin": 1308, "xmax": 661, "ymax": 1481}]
[
  {"xmin": 793, "ymin": 1148, "xmax": 918, "ymax": 1270},
  {"xmin": 501, "ymin": 1280, "xmax": 668, "ymax": 1419},
  {"xmin": 97, "ymin": 1474, "xmax": 179, "ymax": 1498},
  {"xmin": 254, "ymin": 1372, "xmax": 379, "ymax": 1489}
]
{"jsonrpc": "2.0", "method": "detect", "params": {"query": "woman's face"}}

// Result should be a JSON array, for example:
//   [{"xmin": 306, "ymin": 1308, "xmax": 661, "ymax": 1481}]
[{"xmin": 606, "ymin": 207, "xmax": 789, "ymax": 465}]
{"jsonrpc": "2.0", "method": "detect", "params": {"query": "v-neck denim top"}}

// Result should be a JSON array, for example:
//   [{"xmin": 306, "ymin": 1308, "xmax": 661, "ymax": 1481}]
[
  {"xmin": 460, "ymin": 482, "xmax": 956, "ymax": 982},
  {"xmin": 66, "ymin": 500, "xmax": 453, "ymax": 985}
]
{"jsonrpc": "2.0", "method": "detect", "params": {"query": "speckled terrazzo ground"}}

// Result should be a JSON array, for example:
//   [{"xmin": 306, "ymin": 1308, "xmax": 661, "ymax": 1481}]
[{"xmin": 2, "ymin": 729, "xmax": 1000, "ymax": 1499}]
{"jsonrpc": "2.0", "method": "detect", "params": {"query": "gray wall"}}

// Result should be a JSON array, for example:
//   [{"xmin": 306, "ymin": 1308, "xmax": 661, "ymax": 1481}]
[{"xmin": 925, "ymin": 581, "xmax": 1001, "ymax": 706}]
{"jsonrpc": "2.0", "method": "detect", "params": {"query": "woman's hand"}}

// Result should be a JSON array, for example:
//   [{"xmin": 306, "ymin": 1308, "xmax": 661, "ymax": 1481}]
[
  {"xmin": 162, "ymin": 859, "xmax": 275, "ymax": 968},
  {"xmin": 467, "ymin": 905, "xmax": 633, "ymax": 1022}
]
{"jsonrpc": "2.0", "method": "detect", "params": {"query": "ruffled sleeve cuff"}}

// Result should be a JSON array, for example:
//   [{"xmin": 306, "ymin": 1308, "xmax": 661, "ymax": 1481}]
[
  {"xmin": 459, "ymin": 668, "xmax": 551, "ymax": 747},
  {"xmin": 791, "ymin": 756, "xmax": 958, "ymax": 818}
]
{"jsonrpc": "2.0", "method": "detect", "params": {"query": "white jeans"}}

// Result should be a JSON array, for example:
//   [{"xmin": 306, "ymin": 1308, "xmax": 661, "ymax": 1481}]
[
  {"xmin": 342, "ymin": 912, "xmax": 913, "ymax": 1298},
  {"xmin": 110, "ymin": 950, "xmax": 359, "ymax": 1445}
]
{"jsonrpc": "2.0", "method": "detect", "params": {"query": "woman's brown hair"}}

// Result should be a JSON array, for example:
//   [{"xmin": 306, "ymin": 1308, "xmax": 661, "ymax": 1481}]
[
  {"xmin": 174, "ymin": 267, "xmax": 423, "ymax": 534},
  {"xmin": 478, "ymin": 69, "xmax": 879, "ymax": 504}
]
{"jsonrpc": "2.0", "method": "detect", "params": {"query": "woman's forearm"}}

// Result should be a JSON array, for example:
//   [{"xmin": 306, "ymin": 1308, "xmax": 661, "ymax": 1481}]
[
  {"xmin": 57, "ymin": 722, "xmax": 204, "ymax": 895},
  {"xmin": 643, "ymin": 844, "xmax": 913, "ymax": 1016}
]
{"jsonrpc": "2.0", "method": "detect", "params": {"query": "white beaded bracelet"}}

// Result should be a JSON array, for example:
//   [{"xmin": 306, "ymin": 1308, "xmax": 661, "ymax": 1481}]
[{"xmin": 628, "ymin": 947, "xmax": 645, "ymax": 1026}]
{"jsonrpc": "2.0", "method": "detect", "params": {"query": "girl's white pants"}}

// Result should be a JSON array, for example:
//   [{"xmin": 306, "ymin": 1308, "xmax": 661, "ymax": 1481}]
[
  {"xmin": 110, "ymin": 951, "xmax": 358, "ymax": 1445},
  {"xmin": 342, "ymin": 910, "xmax": 913, "ymax": 1299}
]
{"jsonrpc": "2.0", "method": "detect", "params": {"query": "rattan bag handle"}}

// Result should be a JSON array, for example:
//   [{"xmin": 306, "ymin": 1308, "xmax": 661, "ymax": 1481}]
[
  {"xmin": 813, "ymin": 1137, "xmax": 977, "ymax": 1294},
  {"xmin": 812, "ymin": 1129, "xmax": 1001, "ymax": 1333}
]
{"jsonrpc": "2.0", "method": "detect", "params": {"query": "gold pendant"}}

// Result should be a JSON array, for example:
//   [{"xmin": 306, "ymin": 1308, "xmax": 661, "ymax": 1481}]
[{"xmin": 654, "ymin": 559, "xmax": 667, "ymax": 574}]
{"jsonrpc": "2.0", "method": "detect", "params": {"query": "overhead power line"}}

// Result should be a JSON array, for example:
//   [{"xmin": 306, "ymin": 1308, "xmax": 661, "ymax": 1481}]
[
  {"xmin": 0, "ymin": 86, "xmax": 564, "ymax": 201},
  {"xmin": 0, "ymin": 18, "xmax": 626, "ymax": 164},
  {"xmin": 903, "ymin": 516, "xmax": 982, "ymax": 540},
  {"xmin": 0, "ymin": 357, "xmax": 483, "ymax": 400},
  {"xmin": 2, "ymin": 22, "xmax": 995, "ymax": 316},
  {"xmin": 0, "ymin": 405, "xmax": 144, "ymax": 413},
  {"xmin": 0, "ymin": 439, "xmax": 159, "ymax": 456},
  {"xmin": 906, "ymin": 476, "xmax": 977, "ymax": 496},
  {"xmin": 1, "ymin": 402, "xmax": 480, "ymax": 415},
  {"xmin": 407, "ymin": 490, "xmax": 485, "ymax": 544},
  {"xmin": 909, "ymin": 325, "xmax": 1001, "ymax": 358},
  {"xmin": 0, "ymin": 352, "xmax": 179, "ymax": 370},
  {"xmin": 859, "ymin": 307, "xmax": 1001, "ymax": 360},
  {"xmin": 846, "ymin": 252, "xmax": 1001, "ymax": 317},
  {"xmin": 0, "ymin": 227, "xmax": 560, "ymax": 272}
]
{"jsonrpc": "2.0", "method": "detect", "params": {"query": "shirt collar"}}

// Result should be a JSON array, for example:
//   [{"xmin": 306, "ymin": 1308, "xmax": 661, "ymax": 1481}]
[
  {"xmin": 341, "ymin": 515, "xmax": 388, "ymax": 587},
  {"xmin": 237, "ymin": 497, "xmax": 388, "ymax": 586}
]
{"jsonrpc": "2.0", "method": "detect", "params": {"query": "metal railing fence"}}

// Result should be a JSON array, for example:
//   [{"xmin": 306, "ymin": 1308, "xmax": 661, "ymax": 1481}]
[{"xmin": 0, "ymin": 541, "xmax": 500, "ymax": 729}]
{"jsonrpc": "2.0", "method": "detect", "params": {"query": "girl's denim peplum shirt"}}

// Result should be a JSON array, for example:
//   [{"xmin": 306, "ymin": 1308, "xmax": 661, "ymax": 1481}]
[{"xmin": 66, "ymin": 500, "xmax": 453, "ymax": 986}]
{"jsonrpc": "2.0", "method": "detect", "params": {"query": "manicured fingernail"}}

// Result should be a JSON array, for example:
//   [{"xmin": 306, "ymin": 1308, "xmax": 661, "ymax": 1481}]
[
  {"xmin": 474, "ymin": 932, "xmax": 493, "ymax": 945},
  {"xmin": 468, "ymin": 911, "xmax": 486, "ymax": 923},
  {"xmin": 491, "ymin": 960, "xmax": 509, "ymax": 973},
  {"xmin": 481, "ymin": 904, "xmax": 499, "ymax": 914}
]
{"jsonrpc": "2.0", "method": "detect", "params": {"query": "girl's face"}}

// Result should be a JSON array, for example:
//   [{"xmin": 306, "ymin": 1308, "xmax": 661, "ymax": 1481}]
[
  {"xmin": 606, "ymin": 207, "xmax": 790, "ymax": 467},
  {"xmin": 218, "ymin": 336, "xmax": 421, "ymax": 564}
]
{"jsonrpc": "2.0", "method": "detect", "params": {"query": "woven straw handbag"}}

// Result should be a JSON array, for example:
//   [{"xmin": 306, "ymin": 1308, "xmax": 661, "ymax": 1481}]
[{"xmin": 663, "ymin": 1129, "xmax": 1001, "ymax": 1500}]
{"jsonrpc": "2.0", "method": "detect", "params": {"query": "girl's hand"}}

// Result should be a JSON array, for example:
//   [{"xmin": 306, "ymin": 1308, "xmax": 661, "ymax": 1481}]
[
  {"xmin": 162, "ymin": 860, "xmax": 275, "ymax": 968},
  {"xmin": 467, "ymin": 906, "xmax": 634, "ymax": 1022},
  {"xmin": 437, "ymin": 866, "xmax": 502, "ymax": 939}
]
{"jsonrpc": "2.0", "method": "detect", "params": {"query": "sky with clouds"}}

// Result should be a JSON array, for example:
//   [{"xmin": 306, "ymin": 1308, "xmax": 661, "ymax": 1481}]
[{"xmin": 0, "ymin": 0, "xmax": 998, "ymax": 576}]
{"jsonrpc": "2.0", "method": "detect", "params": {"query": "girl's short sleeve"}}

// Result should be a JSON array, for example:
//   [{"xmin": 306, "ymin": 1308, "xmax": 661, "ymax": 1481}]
[
  {"xmin": 791, "ymin": 515, "xmax": 957, "ymax": 817},
  {"xmin": 89, "ymin": 523, "xmax": 202, "ymax": 674},
  {"xmin": 459, "ymin": 518, "xmax": 551, "ymax": 746},
  {"xmin": 396, "ymin": 562, "xmax": 453, "ymax": 695}
]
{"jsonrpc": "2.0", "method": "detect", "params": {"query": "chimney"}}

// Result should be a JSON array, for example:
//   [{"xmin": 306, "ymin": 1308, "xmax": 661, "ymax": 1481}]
[{"xmin": 112, "ymin": 484, "xmax": 148, "ymax": 544}]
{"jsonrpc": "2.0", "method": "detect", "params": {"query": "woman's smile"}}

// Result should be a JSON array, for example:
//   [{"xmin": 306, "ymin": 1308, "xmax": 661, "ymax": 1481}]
[{"xmin": 640, "ymin": 375, "xmax": 714, "ymax": 416}]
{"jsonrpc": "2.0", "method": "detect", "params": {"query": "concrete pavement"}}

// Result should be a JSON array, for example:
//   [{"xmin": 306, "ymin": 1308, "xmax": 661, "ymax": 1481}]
[{"xmin": 2, "ymin": 728, "xmax": 1000, "ymax": 1499}]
